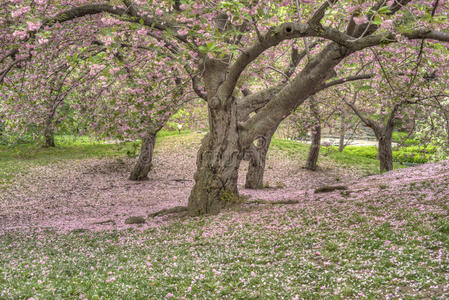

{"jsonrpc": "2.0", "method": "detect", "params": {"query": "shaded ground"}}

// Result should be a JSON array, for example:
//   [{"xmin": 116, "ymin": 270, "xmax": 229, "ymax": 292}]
[
  {"xmin": 0, "ymin": 133, "xmax": 358, "ymax": 233},
  {"xmin": 0, "ymin": 133, "xmax": 447, "ymax": 234}
]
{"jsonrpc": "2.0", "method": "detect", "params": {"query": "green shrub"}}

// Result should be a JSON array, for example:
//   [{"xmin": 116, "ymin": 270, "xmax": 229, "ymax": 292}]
[
  {"xmin": 392, "ymin": 132, "xmax": 419, "ymax": 146},
  {"xmin": 393, "ymin": 146, "xmax": 436, "ymax": 164},
  {"xmin": 342, "ymin": 146, "xmax": 378, "ymax": 159}
]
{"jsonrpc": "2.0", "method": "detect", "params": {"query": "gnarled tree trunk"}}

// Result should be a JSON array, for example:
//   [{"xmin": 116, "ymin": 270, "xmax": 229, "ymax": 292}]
[
  {"xmin": 187, "ymin": 59, "xmax": 243, "ymax": 215},
  {"xmin": 129, "ymin": 133, "xmax": 156, "ymax": 181},
  {"xmin": 189, "ymin": 42, "xmax": 355, "ymax": 215},
  {"xmin": 245, "ymin": 125, "xmax": 277, "ymax": 189},
  {"xmin": 187, "ymin": 103, "xmax": 242, "ymax": 215}
]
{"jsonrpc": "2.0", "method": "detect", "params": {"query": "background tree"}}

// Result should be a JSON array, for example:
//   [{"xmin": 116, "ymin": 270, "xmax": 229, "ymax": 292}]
[{"xmin": 331, "ymin": 39, "xmax": 448, "ymax": 172}]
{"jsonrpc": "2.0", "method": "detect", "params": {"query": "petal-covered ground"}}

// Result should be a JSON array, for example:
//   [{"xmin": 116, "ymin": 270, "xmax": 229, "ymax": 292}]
[
  {"xmin": 0, "ymin": 134, "xmax": 448, "ymax": 299},
  {"xmin": 0, "ymin": 133, "xmax": 359, "ymax": 233}
]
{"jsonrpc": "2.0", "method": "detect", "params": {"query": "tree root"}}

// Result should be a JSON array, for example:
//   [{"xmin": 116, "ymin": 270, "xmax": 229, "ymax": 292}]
[
  {"xmin": 148, "ymin": 206, "xmax": 188, "ymax": 218},
  {"xmin": 246, "ymin": 199, "xmax": 299, "ymax": 205},
  {"xmin": 314, "ymin": 185, "xmax": 348, "ymax": 193}
]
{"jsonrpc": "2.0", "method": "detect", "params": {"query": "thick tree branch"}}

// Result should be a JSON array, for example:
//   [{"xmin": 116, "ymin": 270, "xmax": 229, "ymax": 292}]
[
  {"xmin": 236, "ymin": 85, "xmax": 284, "ymax": 121},
  {"xmin": 403, "ymin": 29, "xmax": 449, "ymax": 42},
  {"xmin": 218, "ymin": 0, "xmax": 341, "ymax": 102},
  {"xmin": 309, "ymin": 0, "xmax": 339, "ymax": 25},
  {"xmin": 237, "ymin": 41, "xmax": 318, "ymax": 120},
  {"xmin": 122, "ymin": 0, "xmax": 138, "ymax": 17},
  {"xmin": 239, "ymin": 42, "xmax": 347, "ymax": 147},
  {"xmin": 0, "ymin": 49, "xmax": 18, "ymax": 64}
]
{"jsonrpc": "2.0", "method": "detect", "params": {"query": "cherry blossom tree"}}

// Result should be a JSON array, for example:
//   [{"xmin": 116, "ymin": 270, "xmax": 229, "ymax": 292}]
[
  {"xmin": 331, "ymin": 39, "xmax": 448, "ymax": 172},
  {"xmin": 81, "ymin": 56, "xmax": 190, "ymax": 181},
  {"xmin": 1, "ymin": 0, "xmax": 449, "ymax": 215},
  {"xmin": 0, "ymin": 26, "xmax": 117, "ymax": 146}
]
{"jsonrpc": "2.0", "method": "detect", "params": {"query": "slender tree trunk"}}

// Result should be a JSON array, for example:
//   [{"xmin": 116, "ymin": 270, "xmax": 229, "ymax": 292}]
[
  {"xmin": 0, "ymin": 119, "xmax": 5, "ymax": 137},
  {"xmin": 129, "ymin": 132, "xmax": 156, "ymax": 181},
  {"xmin": 43, "ymin": 126, "xmax": 55, "ymax": 147},
  {"xmin": 42, "ymin": 107, "xmax": 57, "ymax": 148},
  {"xmin": 305, "ymin": 124, "xmax": 321, "ymax": 171},
  {"xmin": 305, "ymin": 99, "xmax": 321, "ymax": 171},
  {"xmin": 338, "ymin": 114, "xmax": 345, "ymax": 152},
  {"xmin": 377, "ymin": 128, "xmax": 394, "ymax": 173},
  {"xmin": 245, "ymin": 125, "xmax": 277, "ymax": 189},
  {"xmin": 187, "ymin": 101, "xmax": 243, "ymax": 215}
]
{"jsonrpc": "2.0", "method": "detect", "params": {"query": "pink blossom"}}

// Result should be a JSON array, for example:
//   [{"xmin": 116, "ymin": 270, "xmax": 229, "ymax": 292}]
[
  {"xmin": 12, "ymin": 30, "xmax": 27, "ymax": 40},
  {"xmin": 353, "ymin": 15, "xmax": 368, "ymax": 25},
  {"xmin": 177, "ymin": 28, "xmax": 189, "ymax": 36},
  {"xmin": 155, "ymin": 8, "xmax": 163, "ymax": 16},
  {"xmin": 26, "ymin": 21, "xmax": 41, "ymax": 31}
]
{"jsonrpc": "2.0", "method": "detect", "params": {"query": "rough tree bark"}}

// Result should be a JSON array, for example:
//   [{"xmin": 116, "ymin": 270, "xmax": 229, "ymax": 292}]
[
  {"xmin": 187, "ymin": 107, "xmax": 243, "ymax": 215},
  {"xmin": 187, "ymin": 59, "xmax": 244, "ymax": 215},
  {"xmin": 129, "ymin": 132, "xmax": 157, "ymax": 181}
]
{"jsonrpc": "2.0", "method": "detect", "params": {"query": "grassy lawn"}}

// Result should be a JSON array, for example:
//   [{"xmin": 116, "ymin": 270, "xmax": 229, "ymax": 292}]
[
  {"xmin": 1, "ymin": 207, "xmax": 448, "ymax": 299},
  {"xmin": 271, "ymin": 138, "xmax": 404, "ymax": 176}
]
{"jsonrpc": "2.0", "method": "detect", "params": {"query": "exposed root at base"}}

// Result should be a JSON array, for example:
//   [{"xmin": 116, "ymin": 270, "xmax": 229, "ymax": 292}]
[
  {"xmin": 148, "ymin": 206, "xmax": 188, "ymax": 218},
  {"xmin": 314, "ymin": 185, "xmax": 348, "ymax": 193},
  {"xmin": 246, "ymin": 199, "xmax": 299, "ymax": 205}
]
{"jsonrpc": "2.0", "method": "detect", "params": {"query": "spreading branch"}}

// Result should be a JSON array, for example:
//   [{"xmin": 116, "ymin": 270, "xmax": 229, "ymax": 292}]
[
  {"xmin": 322, "ymin": 73, "xmax": 373, "ymax": 89},
  {"xmin": 403, "ymin": 29, "xmax": 449, "ymax": 42},
  {"xmin": 0, "ymin": 49, "xmax": 18, "ymax": 64}
]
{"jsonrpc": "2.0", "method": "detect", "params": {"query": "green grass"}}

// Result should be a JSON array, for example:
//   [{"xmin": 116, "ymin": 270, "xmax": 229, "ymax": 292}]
[
  {"xmin": 1, "ymin": 207, "xmax": 447, "ymax": 299},
  {"xmin": 155, "ymin": 129, "xmax": 192, "ymax": 138},
  {"xmin": 270, "ymin": 138, "xmax": 310, "ymax": 158},
  {"xmin": 270, "ymin": 138, "xmax": 402, "ymax": 175},
  {"xmin": 0, "ymin": 143, "xmax": 125, "ymax": 185}
]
